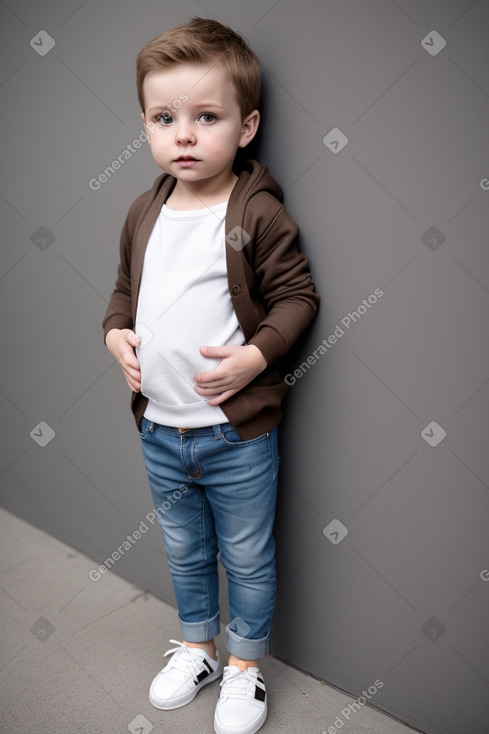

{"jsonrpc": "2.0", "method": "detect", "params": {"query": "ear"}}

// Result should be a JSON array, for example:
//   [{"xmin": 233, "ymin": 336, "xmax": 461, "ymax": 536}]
[{"xmin": 238, "ymin": 109, "xmax": 260, "ymax": 149}]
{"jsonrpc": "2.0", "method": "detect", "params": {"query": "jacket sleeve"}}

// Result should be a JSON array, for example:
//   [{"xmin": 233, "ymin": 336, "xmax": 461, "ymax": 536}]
[
  {"xmin": 246, "ymin": 196, "xmax": 320, "ymax": 366},
  {"xmin": 102, "ymin": 211, "xmax": 135, "ymax": 341},
  {"xmin": 102, "ymin": 192, "xmax": 149, "ymax": 342}
]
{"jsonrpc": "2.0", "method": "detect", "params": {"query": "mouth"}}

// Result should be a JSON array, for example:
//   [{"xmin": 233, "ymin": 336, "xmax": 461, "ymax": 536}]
[
  {"xmin": 175, "ymin": 156, "xmax": 199, "ymax": 162},
  {"xmin": 174, "ymin": 156, "xmax": 200, "ymax": 168}
]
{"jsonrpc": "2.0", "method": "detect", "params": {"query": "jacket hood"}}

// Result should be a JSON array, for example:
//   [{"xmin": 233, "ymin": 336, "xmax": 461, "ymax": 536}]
[{"xmin": 230, "ymin": 159, "xmax": 284, "ymax": 211}]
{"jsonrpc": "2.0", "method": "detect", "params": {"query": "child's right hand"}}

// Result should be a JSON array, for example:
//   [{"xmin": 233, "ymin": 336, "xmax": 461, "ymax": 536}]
[{"xmin": 105, "ymin": 328, "xmax": 141, "ymax": 392}]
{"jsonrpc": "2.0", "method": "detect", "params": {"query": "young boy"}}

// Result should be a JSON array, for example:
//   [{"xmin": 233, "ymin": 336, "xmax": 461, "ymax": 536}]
[{"xmin": 103, "ymin": 17, "xmax": 319, "ymax": 734}]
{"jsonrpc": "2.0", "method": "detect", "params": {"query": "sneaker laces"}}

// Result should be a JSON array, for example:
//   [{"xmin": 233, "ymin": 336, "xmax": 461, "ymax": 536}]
[
  {"xmin": 162, "ymin": 639, "xmax": 206, "ymax": 675},
  {"xmin": 220, "ymin": 666, "xmax": 258, "ymax": 700}
]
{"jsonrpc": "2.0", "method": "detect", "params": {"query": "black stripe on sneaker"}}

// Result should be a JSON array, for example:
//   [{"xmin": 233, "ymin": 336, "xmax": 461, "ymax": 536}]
[
  {"xmin": 203, "ymin": 659, "xmax": 213, "ymax": 673},
  {"xmin": 254, "ymin": 685, "xmax": 266, "ymax": 702},
  {"xmin": 257, "ymin": 676, "xmax": 264, "ymax": 685},
  {"xmin": 195, "ymin": 668, "xmax": 210, "ymax": 684}
]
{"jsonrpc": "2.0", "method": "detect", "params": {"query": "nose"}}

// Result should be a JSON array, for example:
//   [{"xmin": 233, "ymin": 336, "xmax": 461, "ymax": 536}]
[{"xmin": 175, "ymin": 121, "xmax": 196, "ymax": 145}]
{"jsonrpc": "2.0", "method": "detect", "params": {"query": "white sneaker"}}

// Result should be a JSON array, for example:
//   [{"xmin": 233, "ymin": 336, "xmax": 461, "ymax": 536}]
[
  {"xmin": 149, "ymin": 639, "xmax": 221, "ymax": 710},
  {"xmin": 214, "ymin": 666, "xmax": 267, "ymax": 734}
]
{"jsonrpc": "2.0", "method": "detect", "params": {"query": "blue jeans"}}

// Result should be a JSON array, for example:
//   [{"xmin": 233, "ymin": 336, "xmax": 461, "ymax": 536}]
[{"xmin": 139, "ymin": 417, "xmax": 279, "ymax": 659}]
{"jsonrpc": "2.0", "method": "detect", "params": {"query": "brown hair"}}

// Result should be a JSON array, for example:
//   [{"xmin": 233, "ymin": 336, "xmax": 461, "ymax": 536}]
[{"xmin": 136, "ymin": 17, "xmax": 261, "ymax": 118}]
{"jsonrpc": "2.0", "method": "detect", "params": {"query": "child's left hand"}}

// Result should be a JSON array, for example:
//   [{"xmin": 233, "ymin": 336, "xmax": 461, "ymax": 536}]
[{"xmin": 194, "ymin": 345, "xmax": 267, "ymax": 405}]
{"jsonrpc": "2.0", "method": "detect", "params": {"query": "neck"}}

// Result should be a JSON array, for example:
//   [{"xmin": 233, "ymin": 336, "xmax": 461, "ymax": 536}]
[{"xmin": 168, "ymin": 172, "xmax": 238, "ymax": 210}]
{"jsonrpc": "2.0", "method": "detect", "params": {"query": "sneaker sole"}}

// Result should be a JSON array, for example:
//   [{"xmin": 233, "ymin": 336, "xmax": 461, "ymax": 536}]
[
  {"xmin": 214, "ymin": 701, "xmax": 267, "ymax": 734},
  {"xmin": 150, "ymin": 667, "xmax": 222, "ymax": 710}
]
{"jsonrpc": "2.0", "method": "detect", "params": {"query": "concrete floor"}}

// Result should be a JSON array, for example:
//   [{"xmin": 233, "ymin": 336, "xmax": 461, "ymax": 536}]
[{"xmin": 0, "ymin": 506, "xmax": 421, "ymax": 734}]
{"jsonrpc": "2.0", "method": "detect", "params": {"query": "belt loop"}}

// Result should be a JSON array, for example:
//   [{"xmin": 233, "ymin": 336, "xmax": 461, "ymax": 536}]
[{"xmin": 213, "ymin": 424, "xmax": 223, "ymax": 440}]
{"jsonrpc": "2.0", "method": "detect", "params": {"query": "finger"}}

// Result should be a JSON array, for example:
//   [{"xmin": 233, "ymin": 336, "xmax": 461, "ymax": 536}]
[
  {"xmin": 207, "ymin": 389, "xmax": 236, "ymax": 406},
  {"xmin": 120, "ymin": 350, "xmax": 140, "ymax": 370},
  {"xmin": 194, "ymin": 381, "xmax": 230, "ymax": 394},
  {"xmin": 193, "ymin": 366, "xmax": 223, "ymax": 384},
  {"xmin": 124, "ymin": 367, "xmax": 141, "ymax": 384},
  {"xmin": 126, "ymin": 330, "xmax": 141, "ymax": 347},
  {"xmin": 194, "ymin": 379, "xmax": 223, "ymax": 390},
  {"xmin": 199, "ymin": 344, "xmax": 234, "ymax": 359},
  {"xmin": 126, "ymin": 376, "xmax": 141, "ymax": 392},
  {"xmin": 123, "ymin": 367, "xmax": 140, "ymax": 389}
]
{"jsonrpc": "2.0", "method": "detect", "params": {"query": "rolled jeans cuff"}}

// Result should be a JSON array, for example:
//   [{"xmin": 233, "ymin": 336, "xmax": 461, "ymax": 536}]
[
  {"xmin": 226, "ymin": 626, "xmax": 270, "ymax": 659},
  {"xmin": 179, "ymin": 610, "xmax": 220, "ymax": 643}
]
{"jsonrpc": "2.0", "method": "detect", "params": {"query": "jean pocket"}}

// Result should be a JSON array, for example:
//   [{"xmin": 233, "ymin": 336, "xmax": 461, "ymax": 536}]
[
  {"xmin": 138, "ymin": 417, "xmax": 150, "ymax": 439},
  {"xmin": 220, "ymin": 427, "xmax": 269, "ymax": 447}
]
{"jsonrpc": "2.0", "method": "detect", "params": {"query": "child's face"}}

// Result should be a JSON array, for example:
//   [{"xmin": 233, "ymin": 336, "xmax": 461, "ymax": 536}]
[{"xmin": 141, "ymin": 62, "xmax": 259, "ymax": 193}]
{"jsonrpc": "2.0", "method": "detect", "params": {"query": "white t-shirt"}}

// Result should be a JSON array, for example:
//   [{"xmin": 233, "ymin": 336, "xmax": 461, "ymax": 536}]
[{"xmin": 135, "ymin": 201, "xmax": 246, "ymax": 427}]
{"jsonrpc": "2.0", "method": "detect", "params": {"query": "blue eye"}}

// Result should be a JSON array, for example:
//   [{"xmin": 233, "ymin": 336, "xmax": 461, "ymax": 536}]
[
  {"xmin": 199, "ymin": 113, "xmax": 216, "ymax": 124},
  {"xmin": 155, "ymin": 112, "xmax": 173, "ymax": 125}
]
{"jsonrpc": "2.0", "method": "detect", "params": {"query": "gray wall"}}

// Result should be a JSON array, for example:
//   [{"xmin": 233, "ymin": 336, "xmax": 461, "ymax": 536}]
[{"xmin": 1, "ymin": 1, "xmax": 488, "ymax": 733}]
